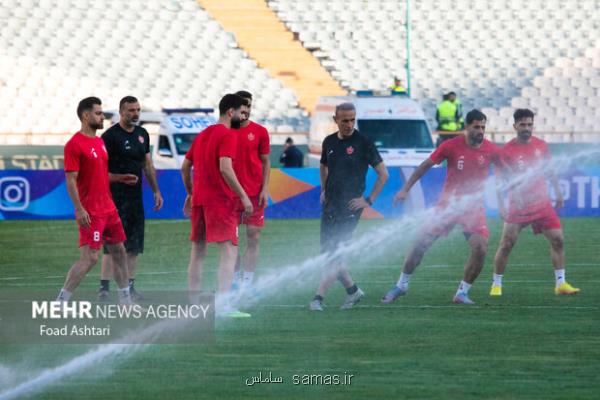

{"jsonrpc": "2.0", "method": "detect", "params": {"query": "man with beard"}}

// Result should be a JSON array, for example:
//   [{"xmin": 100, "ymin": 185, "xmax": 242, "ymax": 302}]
[
  {"xmin": 57, "ymin": 97, "xmax": 138, "ymax": 304},
  {"xmin": 98, "ymin": 96, "xmax": 163, "ymax": 301},
  {"xmin": 490, "ymin": 108, "xmax": 579, "ymax": 296},
  {"xmin": 181, "ymin": 93, "xmax": 253, "ymax": 317},
  {"xmin": 231, "ymin": 90, "xmax": 270, "ymax": 293},
  {"xmin": 382, "ymin": 109, "xmax": 499, "ymax": 305}
]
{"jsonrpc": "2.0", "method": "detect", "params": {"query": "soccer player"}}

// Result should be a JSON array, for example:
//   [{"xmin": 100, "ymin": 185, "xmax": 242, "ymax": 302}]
[
  {"xmin": 57, "ymin": 97, "xmax": 138, "ymax": 304},
  {"xmin": 231, "ymin": 90, "xmax": 270, "ymax": 292},
  {"xmin": 382, "ymin": 109, "xmax": 499, "ymax": 305},
  {"xmin": 98, "ymin": 96, "xmax": 163, "ymax": 301},
  {"xmin": 309, "ymin": 102, "xmax": 389, "ymax": 311},
  {"xmin": 181, "ymin": 94, "xmax": 252, "ymax": 316},
  {"xmin": 490, "ymin": 108, "xmax": 579, "ymax": 296}
]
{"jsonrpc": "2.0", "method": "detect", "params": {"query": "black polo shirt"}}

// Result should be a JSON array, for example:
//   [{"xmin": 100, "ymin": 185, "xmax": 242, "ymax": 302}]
[
  {"xmin": 320, "ymin": 130, "xmax": 382, "ymax": 212},
  {"xmin": 101, "ymin": 123, "xmax": 150, "ymax": 198}
]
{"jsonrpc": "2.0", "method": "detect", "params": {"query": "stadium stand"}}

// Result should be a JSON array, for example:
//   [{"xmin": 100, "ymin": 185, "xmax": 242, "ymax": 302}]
[
  {"xmin": 1, "ymin": 0, "xmax": 599, "ymax": 144},
  {"xmin": 197, "ymin": 0, "xmax": 345, "ymax": 114},
  {"xmin": 269, "ymin": 0, "xmax": 600, "ymax": 140},
  {"xmin": 0, "ymin": 0, "xmax": 307, "ymax": 144},
  {"xmin": 484, "ymin": 42, "xmax": 600, "ymax": 142}
]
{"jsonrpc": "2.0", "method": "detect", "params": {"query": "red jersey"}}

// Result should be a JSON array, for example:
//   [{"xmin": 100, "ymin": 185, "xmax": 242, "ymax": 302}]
[
  {"xmin": 64, "ymin": 132, "xmax": 116, "ymax": 215},
  {"xmin": 234, "ymin": 121, "xmax": 270, "ymax": 197},
  {"xmin": 500, "ymin": 136, "xmax": 552, "ymax": 215},
  {"xmin": 186, "ymin": 124, "xmax": 238, "ymax": 207},
  {"xmin": 430, "ymin": 135, "xmax": 499, "ymax": 205}
]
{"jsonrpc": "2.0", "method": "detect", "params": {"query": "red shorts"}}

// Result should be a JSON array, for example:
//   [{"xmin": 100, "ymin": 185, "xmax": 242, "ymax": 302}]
[
  {"xmin": 424, "ymin": 205, "xmax": 489, "ymax": 238},
  {"xmin": 240, "ymin": 195, "xmax": 265, "ymax": 227},
  {"xmin": 190, "ymin": 204, "xmax": 239, "ymax": 245},
  {"xmin": 507, "ymin": 206, "xmax": 561, "ymax": 235},
  {"xmin": 78, "ymin": 210, "xmax": 126, "ymax": 249}
]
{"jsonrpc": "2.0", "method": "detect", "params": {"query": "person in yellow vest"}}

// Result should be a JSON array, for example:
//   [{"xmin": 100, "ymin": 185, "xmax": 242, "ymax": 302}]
[
  {"xmin": 389, "ymin": 77, "xmax": 407, "ymax": 95},
  {"xmin": 435, "ymin": 92, "xmax": 462, "ymax": 146},
  {"xmin": 448, "ymin": 91, "xmax": 464, "ymax": 129}
]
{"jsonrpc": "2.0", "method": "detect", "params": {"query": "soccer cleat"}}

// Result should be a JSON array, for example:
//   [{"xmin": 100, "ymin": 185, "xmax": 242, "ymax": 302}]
[
  {"xmin": 340, "ymin": 288, "xmax": 364, "ymax": 310},
  {"xmin": 489, "ymin": 284, "xmax": 502, "ymax": 296},
  {"xmin": 453, "ymin": 292, "xmax": 475, "ymax": 305},
  {"xmin": 381, "ymin": 285, "xmax": 408, "ymax": 304},
  {"xmin": 554, "ymin": 282, "xmax": 580, "ymax": 295},
  {"xmin": 97, "ymin": 289, "xmax": 110, "ymax": 302},
  {"xmin": 222, "ymin": 310, "xmax": 251, "ymax": 318},
  {"xmin": 216, "ymin": 304, "xmax": 251, "ymax": 318},
  {"xmin": 309, "ymin": 299, "xmax": 324, "ymax": 311},
  {"xmin": 129, "ymin": 287, "xmax": 144, "ymax": 302}
]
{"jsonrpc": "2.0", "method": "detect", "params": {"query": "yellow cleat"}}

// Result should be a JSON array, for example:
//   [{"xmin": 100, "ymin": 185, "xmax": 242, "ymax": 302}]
[
  {"xmin": 489, "ymin": 284, "xmax": 502, "ymax": 296},
  {"xmin": 554, "ymin": 282, "xmax": 580, "ymax": 295}
]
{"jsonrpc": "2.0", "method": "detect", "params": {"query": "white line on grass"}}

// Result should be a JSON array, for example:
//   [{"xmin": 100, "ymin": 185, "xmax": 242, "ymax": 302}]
[
  {"xmin": 259, "ymin": 304, "xmax": 599, "ymax": 310},
  {"xmin": 360, "ymin": 280, "xmax": 600, "ymax": 284},
  {"xmin": 1, "ymin": 262, "xmax": 596, "ymax": 281},
  {"xmin": 0, "ymin": 271, "xmax": 183, "ymax": 281}
]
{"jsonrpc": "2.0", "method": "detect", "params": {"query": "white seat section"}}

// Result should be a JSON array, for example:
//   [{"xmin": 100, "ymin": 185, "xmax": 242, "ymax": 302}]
[
  {"xmin": 1, "ymin": 0, "xmax": 600, "ymax": 141},
  {"xmin": 0, "ymin": 0, "xmax": 306, "ymax": 142},
  {"xmin": 269, "ymin": 0, "xmax": 600, "ymax": 138}
]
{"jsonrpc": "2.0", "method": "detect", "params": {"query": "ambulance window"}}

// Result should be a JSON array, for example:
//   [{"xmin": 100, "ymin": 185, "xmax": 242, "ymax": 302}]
[
  {"xmin": 173, "ymin": 133, "xmax": 198, "ymax": 155},
  {"xmin": 358, "ymin": 119, "xmax": 434, "ymax": 148},
  {"xmin": 158, "ymin": 135, "xmax": 172, "ymax": 157}
]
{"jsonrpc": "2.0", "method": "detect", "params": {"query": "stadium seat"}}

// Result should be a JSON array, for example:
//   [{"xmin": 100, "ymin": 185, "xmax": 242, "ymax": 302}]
[
  {"xmin": 0, "ymin": 0, "xmax": 307, "ymax": 142},
  {"xmin": 269, "ymin": 0, "xmax": 600, "ymax": 135}
]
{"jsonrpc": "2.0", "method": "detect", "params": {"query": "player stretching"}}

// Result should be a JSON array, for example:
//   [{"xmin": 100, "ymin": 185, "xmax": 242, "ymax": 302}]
[
  {"xmin": 490, "ymin": 108, "xmax": 579, "ymax": 296},
  {"xmin": 231, "ymin": 90, "xmax": 270, "ymax": 293},
  {"xmin": 382, "ymin": 109, "xmax": 499, "ymax": 305},
  {"xmin": 57, "ymin": 97, "xmax": 138, "ymax": 304},
  {"xmin": 181, "ymin": 94, "xmax": 252, "ymax": 317}
]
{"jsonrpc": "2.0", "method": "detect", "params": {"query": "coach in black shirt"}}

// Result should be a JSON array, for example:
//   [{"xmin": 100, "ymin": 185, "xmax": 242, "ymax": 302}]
[
  {"xmin": 98, "ymin": 96, "xmax": 163, "ymax": 301},
  {"xmin": 310, "ymin": 102, "xmax": 388, "ymax": 311}
]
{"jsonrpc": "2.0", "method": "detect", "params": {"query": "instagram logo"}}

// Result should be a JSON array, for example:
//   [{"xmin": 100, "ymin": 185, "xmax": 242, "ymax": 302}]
[{"xmin": 0, "ymin": 177, "xmax": 30, "ymax": 211}]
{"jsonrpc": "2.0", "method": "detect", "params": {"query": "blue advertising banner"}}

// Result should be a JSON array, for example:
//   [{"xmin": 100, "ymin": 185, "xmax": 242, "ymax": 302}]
[{"xmin": 0, "ymin": 167, "xmax": 599, "ymax": 220}]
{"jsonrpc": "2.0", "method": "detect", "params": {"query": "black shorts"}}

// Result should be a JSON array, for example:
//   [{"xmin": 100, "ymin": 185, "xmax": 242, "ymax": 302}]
[
  {"xmin": 103, "ymin": 195, "xmax": 145, "ymax": 255},
  {"xmin": 320, "ymin": 208, "xmax": 363, "ymax": 253}
]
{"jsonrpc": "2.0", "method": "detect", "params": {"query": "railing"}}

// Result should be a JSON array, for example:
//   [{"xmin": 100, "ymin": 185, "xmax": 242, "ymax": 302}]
[
  {"xmin": 433, "ymin": 130, "xmax": 600, "ymax": 144},
  {"xmin": 2, "ymin": 130, "xmax": 600, "ymax": 147},
  {"xmin": 0, "ymin": 133, "xmax": 74, "ymax": 146}
]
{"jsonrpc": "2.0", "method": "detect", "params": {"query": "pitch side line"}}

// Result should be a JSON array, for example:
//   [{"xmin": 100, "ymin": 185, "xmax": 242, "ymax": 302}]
[
  {"xmin": 259, "ymin": 304, "xmax": 599, "ymax": 310},
  {"xmin": 0, "ymin": 262, "xmax": 597, "ymax": 281},
  {"xmin": 360, "ymin": 280, "xmax": 600, "ymax": 284}
]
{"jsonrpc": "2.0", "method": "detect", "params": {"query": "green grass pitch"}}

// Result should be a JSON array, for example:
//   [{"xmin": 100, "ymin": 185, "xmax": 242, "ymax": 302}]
[{"xmin": 0, "ymin": 218, "xmax": 599, "ymax": 399}]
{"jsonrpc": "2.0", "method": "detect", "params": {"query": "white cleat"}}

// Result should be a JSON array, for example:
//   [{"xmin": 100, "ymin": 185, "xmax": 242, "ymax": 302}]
[
  {"xmin": 309, "ymin": 299, "xmax": 324, "ymax": 311},
  {"xmin": 340, "ymin": 288, "xmax": 364, "ymax": 310},
  {"xmin": 452, "ymin": 292, "xmax": 475, "ymax": 305}
]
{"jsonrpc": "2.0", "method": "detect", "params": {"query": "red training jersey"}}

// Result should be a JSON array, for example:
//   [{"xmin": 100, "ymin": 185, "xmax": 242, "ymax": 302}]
[
  {"xmin": 186, "ymin": 124, "xmax": 238, "ymax": 207},
  {"xmin": 234, "ymin": 121, "xmax": 270, "ymax": 197},
  {"xmin": 500, "ymin": 136, "xmax": 552, "ymax": 216},
  {"xmin": 430, "ymin": 135, "xmax": 499, "ymax": 205},
  {"xmin": 64, "ymin": 132, "xmax": 116, "ymax": 215}
]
